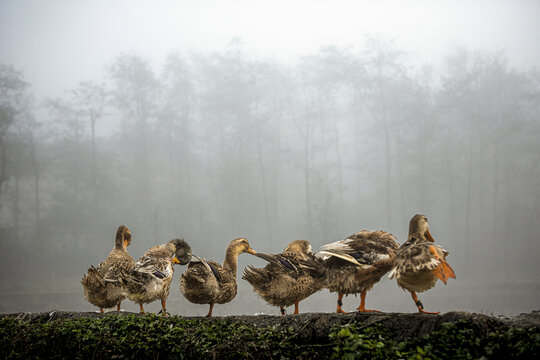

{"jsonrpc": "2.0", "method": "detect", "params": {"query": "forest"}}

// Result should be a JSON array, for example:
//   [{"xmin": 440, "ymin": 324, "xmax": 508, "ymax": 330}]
[{"xmin": 1, "ymin": 37, "xmax": 539, "ymax": 314}]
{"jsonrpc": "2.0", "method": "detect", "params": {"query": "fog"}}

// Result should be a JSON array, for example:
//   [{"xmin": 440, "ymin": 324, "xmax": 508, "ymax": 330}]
[{"xmin": 1, "ymin": 0, "xmax": 539, "ymax": 316}]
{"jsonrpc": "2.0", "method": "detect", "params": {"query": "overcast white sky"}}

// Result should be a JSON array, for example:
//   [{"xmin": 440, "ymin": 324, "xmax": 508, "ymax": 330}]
[{"xmin": 1, "ymin": 0, "xmax": 539, "ymax": 100}]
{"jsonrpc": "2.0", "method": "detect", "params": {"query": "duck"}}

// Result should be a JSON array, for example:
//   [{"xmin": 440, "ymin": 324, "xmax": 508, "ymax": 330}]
[
  {"xmin": 81, "ymin": 225, "xmax": 135, "ymax": 312},
  {"xmin": 388, "ymin": 214, "xmax": 456, "ymax": 314},
  {"xmin": 119, "ymin": 238, "xmax": 191, "ymax": 315},
  {"xmin": 180, "ymin": 238, "xmax": 257, "ymax": 317},
  {"xmin": 316, "ymin": 230, "xmax": 399, "ymax": 313},
  {"xmin": 242, "ymin": 239, "xmax": 326, "ymax": 315}
]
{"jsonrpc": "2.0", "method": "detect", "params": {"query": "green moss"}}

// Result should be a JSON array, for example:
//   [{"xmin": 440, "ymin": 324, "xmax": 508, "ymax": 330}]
[
  {"xmin": 331, "ymin": 320, "xmax": 540, "ymax": 360},
  {"xmin": 0, "ymin": 316, "xmax": 538, "ymax": 359},
  {"xmin": 0, "ymin": 315, "xmax": 324, "ymax": 359}
]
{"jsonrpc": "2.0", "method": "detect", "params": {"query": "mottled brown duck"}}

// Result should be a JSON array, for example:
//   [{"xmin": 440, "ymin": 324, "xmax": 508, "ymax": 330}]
[
  {"xmin": 180, "ymin": 238, "xmax": 257, "ymax": 317},
  {"xmin": 388, "ymin": 214, "xmax": 456, "ymax": 314},
  {"xmin": 120, "ymin": 238, "xmax": 191, "ymax": 315},
  {"xmin": 81, "ymin": 225, "xmax": 135, "ymax": 313},
  {"xmin": 243, "ymin": 240, "xmax": 326, "ymax": 315},
  {"xmin": 316, "ymin": 230, "xmax": 399, "ymax": 313}
]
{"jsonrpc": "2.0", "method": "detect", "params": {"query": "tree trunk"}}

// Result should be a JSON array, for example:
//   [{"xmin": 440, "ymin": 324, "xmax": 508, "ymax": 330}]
[
  {"xmin": 303, "ymin": 130, "xmax": 313, "ymax": 239},
  {"xmin": 136, "ymin": 102, "xmax": 151, "ymax": 239},
  {"xmin": 273, "ymin": 109, "xmax": 282, "ymax": 241},
  {"xmin": 479, "ymin": 138, "xmax": 486, "ymax": 246},
  {"xmin": 234, "ymin": 116, "xmax": 242, "ymax": 231},
  {"xmin": 29, "ymin": 131, "xmax": 41, "ymax": 247},
  {"xmin": 447, "ymin": 136, "xmax": 457, "ymax": 246},
  {"xmin": 384, "ymin": 126, "xmax": 392, "ymax": 229},
  {"xmin": 90, "ymin": 111, "xmax": 97, "ymax": 203},
  {"xmin": 464, "ymin": 121, "xmax": 474, "ymax": 270},
  {"xmin": 493, "ymin": 141, "xmax": 499, "ymax": 248},
  {"xmin": 330, "ymin": 100, "xmax": 344, "ymax": 225},
  {"xmin": 13, "ymin": 144, "xmax": 20, "ymax": 240},
  {"xmin": 167, "ymin": 118, "xmax": 179, "ymax": 233},
  {"xmin": 0, "ymin": 138, "xmax": 7, "ymax": 209},
  {"xmin": 255, "ymin": 117, "xmax": 271, "ymax": 238},
  {"xmin": 396, "ymin": 138, "xmax": 406, "ymax": 223}
]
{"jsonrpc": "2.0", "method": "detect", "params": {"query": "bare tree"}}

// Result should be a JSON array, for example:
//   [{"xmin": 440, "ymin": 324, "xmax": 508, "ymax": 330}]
[
  {"xmin": 109, "ymin": 53, "xmax": 160, "ymax": 239},
  {"xmin": 70, "ymin": 81, "xmax": 107, "ymax": 203},
  {"xmin": 0, "ymin": 64, "xmax": 29, "ymax": 209},
  {"xmin": 160, "ymin": 53, "xmax": 194, "ymax": 234},
  {"xmin": 352, "ymin": 38, "xmax": 407, "ymax": 229}
]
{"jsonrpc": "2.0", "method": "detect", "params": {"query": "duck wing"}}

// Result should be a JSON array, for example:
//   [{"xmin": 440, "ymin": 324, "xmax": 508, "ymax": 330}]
[
  {"xmin": 388, "ymin": 243, "xmax": 455, "ymax": 283},
  {"xmin": 190, "ymin": 254, "xmax": 223, "ymax": 282},
  {"xmin": 253, "ymin": 252, "xmax": 298, "ymax": 272},
  {"xmin": 253, "ymin": 251, "xmax": 325, "ymax": 279},
  {"xmin": 131, "ymin": 255, "xmax": 173, "ymax": 280},
  {"xmin": 316, "ymin": 231, "xmax": 397, "ymax": 268}
]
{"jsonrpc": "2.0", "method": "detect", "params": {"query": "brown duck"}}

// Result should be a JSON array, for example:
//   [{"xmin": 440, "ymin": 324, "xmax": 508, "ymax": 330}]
[
  {"xmin": 316, "ymin": 230, "xmax": 399, "ymax": 313},
  {"xmin": 180, "ymin": 238, "xmax": 257, "ymax": 317},
  {"xmin": 120, "ymin": 238, "xmax": 191, "ymax": 315},
  {"xmin": 388, "ymin": 214, "xmax": 456, "ymax": 314},
  {"xmin": 81, "ymin": 225, "xmax": 135, "ymax": 312},
  {"xmin": 243, "ymin": 240, "xmax": 326, "ymax": 315}
]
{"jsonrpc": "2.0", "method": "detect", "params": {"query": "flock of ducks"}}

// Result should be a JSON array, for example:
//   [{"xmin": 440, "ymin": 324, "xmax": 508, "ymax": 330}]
[{"xmin": 81, "ymin": 214, "xmax": 455, "ymax": 316}]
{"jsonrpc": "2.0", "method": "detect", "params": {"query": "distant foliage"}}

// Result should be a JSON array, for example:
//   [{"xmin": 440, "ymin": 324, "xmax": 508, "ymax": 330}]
[
  {"xmin": 1, "ymin": 39, "xmax": 540, "ymax": 295},
  {"xmin": 0, "ymin": 316, "xmax": 538, "ymax": 359}
]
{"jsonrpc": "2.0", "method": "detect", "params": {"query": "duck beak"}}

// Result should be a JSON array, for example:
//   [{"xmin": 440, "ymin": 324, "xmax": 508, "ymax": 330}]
[
  {"xmin": 172, "ymin": 257, "xmax": 181, "ymax": 264},
  {"xmin": 246, "ymin": 248, "xmax": 257, "ymax": 255},
  {"xmin": 425, "ymin": 230, "xmax": 435, "ymax": 242}
]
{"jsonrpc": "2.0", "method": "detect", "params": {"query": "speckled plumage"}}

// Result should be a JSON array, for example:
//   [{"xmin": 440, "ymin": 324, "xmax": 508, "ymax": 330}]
[
  {"xmin": 81, "ymin": 225, "xmax": 135, "ymax": 311},
  {"xmin": 388, "ymin": 240, "xmax": 449, "ymax": 292},
  {"xmin": 242, "ymin": 240, "xmax": 326, "ymax": 314},
  {"xmin": 388, "ymin": 214, "xmax": 455, "ymax": 314},
  {"xmin": 317, "ymin": 230, "xmax": 399, "ymax": 295},
  {"xmin": 180, "ymin": 238, "xmax": 256, "ymax": 317},
  {"xmin": 120, "ymin": 238, "xmax": 191, "ymax": 314}
]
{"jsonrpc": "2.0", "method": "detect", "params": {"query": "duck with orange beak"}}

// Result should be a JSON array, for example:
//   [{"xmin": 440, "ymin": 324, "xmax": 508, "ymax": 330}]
[
  {"xmin": 120, "ymin": 238, "xmax": 192, "ymax": 315},
  {"xmin": 180, "ymin": 238, "xmax": 257, "ymax": 317},
  {"xmin": 388, "ymin": 214, "xmax": 456, "ymax": 314}
]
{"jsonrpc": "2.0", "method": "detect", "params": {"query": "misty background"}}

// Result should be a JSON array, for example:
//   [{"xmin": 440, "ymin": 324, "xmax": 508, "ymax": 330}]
[{"xmin": 1, "ymin": 0, "xmax": 539, "ymax": 316}]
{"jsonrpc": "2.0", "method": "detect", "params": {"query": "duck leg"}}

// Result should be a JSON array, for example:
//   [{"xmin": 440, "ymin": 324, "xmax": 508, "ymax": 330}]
[
  {"xmin": 293, "ymin": 300, "xmax": 300, "ymax": 315},
  {"xmin": 336, "ymin": 293, "xmax": 347, "ymax": 314},
  {"xmin": 280, "ymin": 307, "xmax": 286, "ymax": 316},
  {"xmin": 139, "ymin": 303, "xmax": 145, "ymax": 314},
  {"xmin": 357, "ymin": 290, "xmax": 381, "ymax": 312},
  {"xmin": 206, "ymin": 303, "xmax": 214, "ymax": 317},
  {"xmin": 160, "ymin": 299, "xmax": 168, "ymax": 317},
  {"xmin": 99, "ymin": 307, "xmax": 104, "ymax": 313},
  {"xmin": 117, "ymin": 302, "xmax": 121, "ymax": 311},
  {"xmin": 410, "ymin": 291, "xmax": 439, "ymax": 314}
]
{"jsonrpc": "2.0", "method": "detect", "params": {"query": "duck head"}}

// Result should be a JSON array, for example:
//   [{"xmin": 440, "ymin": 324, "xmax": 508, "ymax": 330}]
[
  {"xmin": 229, "ymin": 238, "xmax": 257, "ymax": 256},
  {"xmin": 283, "ymin": 239, "xmax": 312, "ymax": 254},
  {"xmin": 409, "ymin": 214, "xmax": 435, "ymax": 242},
  {"xmin": 115, "ymin": 225, "xmax": 132, "ymax": 249},
  {"xmin": 170, "ymin": 238, "xmax": 192, "ymax": 265}
]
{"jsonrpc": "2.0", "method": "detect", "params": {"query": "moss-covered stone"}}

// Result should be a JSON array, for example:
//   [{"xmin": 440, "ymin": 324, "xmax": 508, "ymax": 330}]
[{"xmin": 0, "ymin": 311, "xmax": 538, "ymax": 359}]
